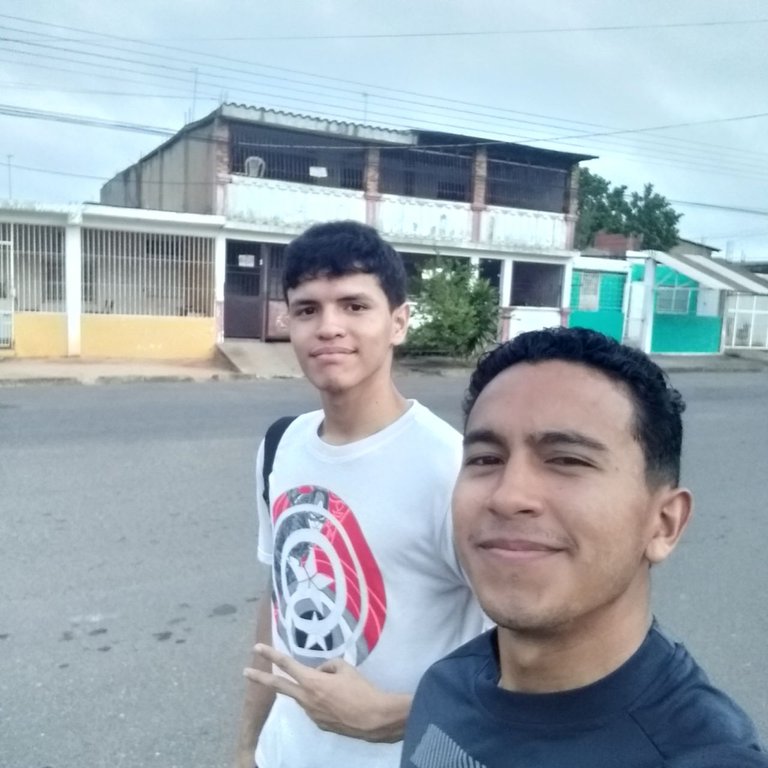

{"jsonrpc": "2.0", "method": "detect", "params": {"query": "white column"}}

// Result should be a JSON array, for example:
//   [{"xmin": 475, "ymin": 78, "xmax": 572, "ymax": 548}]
[
  {"xmin": 640, "ymin": 256, "xmax": 656, "ymax": 354},
  {"xmin": 560, "ymin": 258, "xmax": 574, "ymax": 328},
  {"xmin": 214, "ymin": 230, "xmax": 226, "ymax": 343},
  {"xmin": 562, "ymin": 259, "xmax": 573, "ymax": 309},
  {"xmin": 65, "ymin": 214, "xmax": 83, "ymax": 357},
  {"xmin": 500, "ymin": 257, "xmax": 513, "ymax": 306}
]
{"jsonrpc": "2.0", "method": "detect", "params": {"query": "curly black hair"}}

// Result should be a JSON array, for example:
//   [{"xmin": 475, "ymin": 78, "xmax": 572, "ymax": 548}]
[
  {"xmin": 282, "ymin": 220, "xmax": 407, "ymax": 309},
  {"xmin": 464, "ymin": 326, "xmax": 686, "ymax": 486}
]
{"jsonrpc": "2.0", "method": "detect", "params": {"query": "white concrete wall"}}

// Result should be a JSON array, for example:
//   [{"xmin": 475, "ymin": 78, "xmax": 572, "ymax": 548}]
[
  {"xmin": 502, "ymin": 307, "xmax": 562, "ymax": 341},
  {"xmin": 377, "ymin": 195, "xmax": 472, "ymax": 244},
  {"xmin": 482, "ymin": 205, "xmax": 569, "ymax": 250},
  {"xmin": 226, "ymin": 178, "xmax": 365, "ymax": 231},
  {"xmin": 225, "ymin": 177, "xmax": 571, "ymax": 252}
]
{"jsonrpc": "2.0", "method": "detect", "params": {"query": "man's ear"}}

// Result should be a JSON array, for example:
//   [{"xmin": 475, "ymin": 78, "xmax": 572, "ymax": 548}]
[
  {"xmin": 645, "ymin": 487, "xmax": 693, "ymax": 565},
  {"xmin": 391, "ymin": 302, "xmax": 410, "ymax": 347}
]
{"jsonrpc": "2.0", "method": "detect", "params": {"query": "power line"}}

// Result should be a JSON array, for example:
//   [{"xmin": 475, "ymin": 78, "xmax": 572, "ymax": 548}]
[
  {"xmin": 671, "ymin": 200, "xmax": 768, "ymax": 217},
  {"xmin": 12, "ymin": 17, "xmax": 768, "ymax": 41},
  {"xmin": 4, "ymin": 99, "xmax": 768, "ymax": 188},
  {"xmin": 170, "ymin": 17, "xmax": 768, "ymax": 41},
  {"xmin": 4, "ymin": 16, "xmax": 768, "ymax": 188},
  {"xmin": 3, "ymin": 15, "xmax": 768, "ymax": 173}
]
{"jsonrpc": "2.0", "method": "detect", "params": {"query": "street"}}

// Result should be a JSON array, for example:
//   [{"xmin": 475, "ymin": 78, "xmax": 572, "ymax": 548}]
[{"xmin": 1, "ymin": 370, "xmax": 767, "ymax": 768}]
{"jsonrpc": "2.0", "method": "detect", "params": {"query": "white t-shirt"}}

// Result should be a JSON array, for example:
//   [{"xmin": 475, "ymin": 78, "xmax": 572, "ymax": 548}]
[{"xmin": 254, "ymin": 401, "xmax": 485, "ymax": 768}]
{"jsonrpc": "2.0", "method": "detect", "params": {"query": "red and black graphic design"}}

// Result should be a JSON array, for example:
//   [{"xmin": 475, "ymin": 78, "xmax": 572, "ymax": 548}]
[{"xmin": 271, "ymin": 485, "xmax": 387, "ymax": 667}]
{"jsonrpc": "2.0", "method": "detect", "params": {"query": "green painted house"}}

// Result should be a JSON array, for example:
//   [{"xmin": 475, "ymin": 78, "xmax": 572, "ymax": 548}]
[{"xmin": 568, "ymin": 256, "xmax": 628, "ymax": 341}]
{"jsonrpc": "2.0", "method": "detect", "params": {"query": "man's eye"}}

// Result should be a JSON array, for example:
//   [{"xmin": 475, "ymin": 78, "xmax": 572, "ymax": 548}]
[
  {"xmin": 292, "ymin": 306, "xmax": 315, "ymax": 317},
  {"xmin": 548, "ymin": 456, "xmax": 592, "ymax": 467},
  {"xmin": 346, "ymin": 303, "xmax": 366, "ymax": 312},
  {"xmin": 464, "ymin": 455, "xmax": 502, "ymax": 467}
]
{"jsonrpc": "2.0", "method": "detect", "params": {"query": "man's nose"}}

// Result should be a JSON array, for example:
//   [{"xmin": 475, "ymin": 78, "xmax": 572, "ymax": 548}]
[
  {"xmin": 487, "ymin": 456, "xmax": 544, "ymax": 519},
  {"xmin": 316, "ymin": 307, "xmax": 346, "ymax": 338}
]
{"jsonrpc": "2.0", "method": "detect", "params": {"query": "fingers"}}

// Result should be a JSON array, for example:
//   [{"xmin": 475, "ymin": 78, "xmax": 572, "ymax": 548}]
[
  {"xmin": 243, "ymin": 666, "xmax": 303, "ymax": 700},
  {"xmin": 253, "ymin": 643, "xmax": 311, "ymax": 682}
]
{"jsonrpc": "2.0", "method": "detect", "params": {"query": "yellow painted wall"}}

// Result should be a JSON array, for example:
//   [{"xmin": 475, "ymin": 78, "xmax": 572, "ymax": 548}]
[
  {"xmin": 81, "ymin": 315, "xmax": 215, "ymax": 359},
  {"xmin": 13, "ymin": 313, "xmax": 68, "ymax": 357}
]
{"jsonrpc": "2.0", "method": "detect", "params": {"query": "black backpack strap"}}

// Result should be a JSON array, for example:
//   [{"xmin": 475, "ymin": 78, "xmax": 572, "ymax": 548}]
[{"xmin": 261, "ymin": 416, "xmax": 296, "ymax": 508}]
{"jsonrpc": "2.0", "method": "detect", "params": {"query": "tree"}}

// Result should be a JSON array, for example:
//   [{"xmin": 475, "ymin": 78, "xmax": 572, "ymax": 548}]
[
  {"xmin": 403, "ymin": 257, "xmax": 499, "ymax": 359},
  {"xmin": 627, "ymin": 183, "xmax": 683, "ymax": 251},
  {"xmin": 575, "ymin": 168, "xmax": 682, "ymax": 252}
]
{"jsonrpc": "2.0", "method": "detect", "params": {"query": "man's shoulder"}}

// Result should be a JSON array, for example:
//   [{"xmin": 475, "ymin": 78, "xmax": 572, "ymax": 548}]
[
  {"xmin": 408, "ymin": 402, "xmax": 462, "ymax": 446},
  {"xmin": 634, "ymin": 626, "xmax": 765, "ymax": 760},
  {"xmin": 420, "ymin": 630, "xmax": 494, "ymax": 686}
]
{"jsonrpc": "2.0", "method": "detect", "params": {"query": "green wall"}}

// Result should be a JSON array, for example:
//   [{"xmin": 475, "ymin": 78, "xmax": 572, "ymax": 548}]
[
  {"xmin": 632, "ymin": 264, "xmax": 720, "ymax": 353},
  {"xmin": 569, "ymin": 271, "xmax": 625, "ymax": 341},
  {"xmin": 651, "ymin": 315, "xmax": 722, "ymax": 353}
]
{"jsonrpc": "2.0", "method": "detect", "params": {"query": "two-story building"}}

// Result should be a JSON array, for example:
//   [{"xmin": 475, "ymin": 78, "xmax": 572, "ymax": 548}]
[
  {"xmin": 1, "ymin": 105, "xmax": 591, "ymax": 361},
  {"xmin": 102, "ymin": 104, "xmax": 590, "ymax": 344}
]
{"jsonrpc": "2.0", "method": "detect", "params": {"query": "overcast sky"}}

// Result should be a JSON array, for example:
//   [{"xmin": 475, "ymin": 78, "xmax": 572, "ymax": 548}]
[{"xmin": 1, "ymin": 0, "xmax": 767, "ymax": 260}]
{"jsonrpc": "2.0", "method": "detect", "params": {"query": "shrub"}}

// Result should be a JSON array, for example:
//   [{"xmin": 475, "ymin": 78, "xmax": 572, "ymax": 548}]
[{"xmin": 403, "ymin": 257, "xmax": 499, "ymax": 359}]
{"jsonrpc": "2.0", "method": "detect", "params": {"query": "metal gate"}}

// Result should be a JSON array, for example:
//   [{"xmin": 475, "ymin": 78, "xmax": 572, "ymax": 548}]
[{"xmin": 0, "ymin": 225, "xmax": 12, "ymax": 348}]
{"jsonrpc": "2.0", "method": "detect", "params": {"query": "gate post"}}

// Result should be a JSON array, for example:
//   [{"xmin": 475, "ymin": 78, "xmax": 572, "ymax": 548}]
[{"xmin": 65, "ymin": 212, "xmax": 83, "ymax": 357}]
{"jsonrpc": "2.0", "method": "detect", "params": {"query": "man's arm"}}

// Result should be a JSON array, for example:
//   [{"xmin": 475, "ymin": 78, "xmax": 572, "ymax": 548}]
[
  {"xmin": 244, "ymin": 645, "xmax": 412, "ymax": 743},
  {"xmin": 234, "ymin": 584, "xmax": 274, "ymax": 768}
]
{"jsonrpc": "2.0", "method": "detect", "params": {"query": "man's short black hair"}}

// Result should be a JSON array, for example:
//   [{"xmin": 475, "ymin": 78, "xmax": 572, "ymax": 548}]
[
  {"xmin": 464, "ymin": 326, "xmax": 686, "ymax": 487},
  {"xmin": 282, "ymin": 221, "xmax": 407, "ymax": 308}
]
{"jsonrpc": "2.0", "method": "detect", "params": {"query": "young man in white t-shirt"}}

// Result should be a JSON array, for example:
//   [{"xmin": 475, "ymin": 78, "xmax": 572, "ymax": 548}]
[{"xmin": 234, "ymin": 221, "xmax": 486, "ymax": 768}]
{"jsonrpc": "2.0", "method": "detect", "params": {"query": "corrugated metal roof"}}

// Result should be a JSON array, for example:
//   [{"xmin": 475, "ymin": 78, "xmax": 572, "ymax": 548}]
[{"xmin": 651, "ymin": 251, "xmax": 768, "ymax": 294}]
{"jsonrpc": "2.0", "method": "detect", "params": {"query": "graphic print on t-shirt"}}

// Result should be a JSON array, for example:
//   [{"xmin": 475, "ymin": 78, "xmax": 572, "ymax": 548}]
[{"xmin": 271, "ymin": 485, "xmax": 387, "ymax": 667}]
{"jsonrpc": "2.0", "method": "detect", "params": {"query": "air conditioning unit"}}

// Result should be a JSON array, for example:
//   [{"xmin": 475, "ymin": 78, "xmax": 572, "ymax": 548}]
[{"xmin": 244, "ymin": 156, "xmax": 266, "ymax": 178}]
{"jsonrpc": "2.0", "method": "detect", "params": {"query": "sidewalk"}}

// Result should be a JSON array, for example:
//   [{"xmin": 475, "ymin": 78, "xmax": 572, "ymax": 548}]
[
  {"xmin": 0, "ymin": 356, "xmax": 241, "ymax": 386},
  {"xmin": 0, "ymin": 350, "xmax": 766, "ymax": 386}
]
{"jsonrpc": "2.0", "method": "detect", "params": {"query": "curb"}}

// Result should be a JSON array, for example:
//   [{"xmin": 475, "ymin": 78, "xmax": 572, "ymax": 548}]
[{"xmin": 0, "ymin": 376, "xmax": 82, "ymax": 387}]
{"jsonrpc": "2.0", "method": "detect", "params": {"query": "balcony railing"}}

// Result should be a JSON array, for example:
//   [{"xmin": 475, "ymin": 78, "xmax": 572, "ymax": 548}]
[{"xmin": 225, "ymin": 176, "xmax": 571, "ymax": 251}]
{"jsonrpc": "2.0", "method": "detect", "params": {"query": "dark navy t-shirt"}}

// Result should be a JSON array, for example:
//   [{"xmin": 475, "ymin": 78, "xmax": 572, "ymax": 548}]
[{"xmin": 402, "ymin": 622, "xmax": 767, "ymax": 768}]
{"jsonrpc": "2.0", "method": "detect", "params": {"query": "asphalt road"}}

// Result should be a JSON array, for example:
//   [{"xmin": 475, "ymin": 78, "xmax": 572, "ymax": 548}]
[{"xmin": 1, "ymin": 370, "xmax": 766, "ymax": 768}]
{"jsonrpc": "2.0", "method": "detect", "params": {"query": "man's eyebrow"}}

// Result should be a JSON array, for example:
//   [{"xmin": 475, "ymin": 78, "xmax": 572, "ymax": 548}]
[
  {"xmin": 336, "ymin": 292, "xmax": 374, "ymax": 303},
  {"xmin": 532, "ymin": 430, "xmax": 608, "ymax": 452},
  {"xmin": 463, "ymin": 428, "xmax": 505, "ymax": 448},
  {"xmin": 288, "ymin": 292, "xmax": 374, "ymax": 308}
]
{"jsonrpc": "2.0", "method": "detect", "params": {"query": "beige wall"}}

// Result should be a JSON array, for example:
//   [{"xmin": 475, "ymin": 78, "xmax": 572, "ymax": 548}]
[
  {"xmin": 80, "ymin": 315, "xmax": 215, "ymax": 359},
  {"xmin": 13, "ymin": 313, "xmax": 68, "ymax": 357}
]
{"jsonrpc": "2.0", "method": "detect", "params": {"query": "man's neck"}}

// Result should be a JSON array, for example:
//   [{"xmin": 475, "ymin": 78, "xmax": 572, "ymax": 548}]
[
  {"xmin": 319, "ymin": 379, "xmax": 409, "ymax": 445},
  {"xmin": 497, "ymin": 590, "xmax": 652, "ymax": 694}
]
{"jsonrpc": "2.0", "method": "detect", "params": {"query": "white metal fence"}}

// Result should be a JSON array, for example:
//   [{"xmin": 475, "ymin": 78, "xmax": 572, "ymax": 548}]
[
  {"xmin": 82, "ymin": 229, "xmax": 215, "ymax": 317},
  {"xmin": 6, "ymin": 222, "xmax": 67, "ymax": 314},
  {"xmin": 725, "ymin": 293, "xmax": 768, "ymax": 349}
]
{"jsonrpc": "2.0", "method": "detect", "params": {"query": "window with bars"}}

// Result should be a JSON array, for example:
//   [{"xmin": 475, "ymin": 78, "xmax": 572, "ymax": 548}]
[
  {"xmin": 229, "ymin": 123, "xmax": 366, "ymax": 190},
  {"xmin": 379, "ymin": 148, "xmax": 473, "ymax": 202},
  {"xmin": 485, "ymin": 160, "xmax": 568, "ymax": 213},
  {"xmin": 82, "ymin": 229, "xmax": 214, "ymax": 317},
  {"xmin": 578, "ymin": 273, "xmax": 601, "ymax": 311},
  {"xmin": 656, "ymin": 286, "xmax": 692, "ymax": 315}
]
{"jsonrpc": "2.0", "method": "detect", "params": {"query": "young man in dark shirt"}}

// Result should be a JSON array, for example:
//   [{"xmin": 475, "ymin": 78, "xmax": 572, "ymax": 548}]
[{"xmin": 402, "ymin": 326, "xmax": 767, "ymax": 768}]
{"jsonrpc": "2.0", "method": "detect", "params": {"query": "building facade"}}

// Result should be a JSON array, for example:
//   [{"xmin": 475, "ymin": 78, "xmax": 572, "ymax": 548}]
[{"xmin": 101, "ymin": 104, "xmax": 591, "ymax": 345}]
